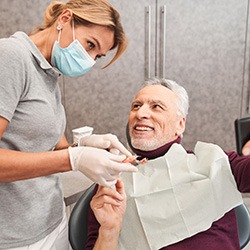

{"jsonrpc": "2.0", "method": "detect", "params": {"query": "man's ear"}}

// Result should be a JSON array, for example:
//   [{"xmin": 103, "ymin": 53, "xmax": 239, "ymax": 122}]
[{"xmin": 176, "ymin": 117, "xmax": 186, "ymax": 136}]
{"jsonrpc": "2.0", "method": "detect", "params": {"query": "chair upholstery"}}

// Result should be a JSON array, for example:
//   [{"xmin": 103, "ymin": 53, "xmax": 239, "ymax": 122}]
[
  {"xmin": 68, "ymin": 183, "xmax": 96, "ymax": 250},
  {"xmin": 68, "ymin": 184, "xmax": 250, "ymax": 250},
  {"xmin": 235, "ymin": 203, "xmax": 250, "ymax": 249}
]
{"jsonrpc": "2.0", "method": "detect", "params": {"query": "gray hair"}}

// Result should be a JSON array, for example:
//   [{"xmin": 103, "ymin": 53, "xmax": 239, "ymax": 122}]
[{"xmin": 143, "ymin": 78, "xmax": 189, "ymax": 118}]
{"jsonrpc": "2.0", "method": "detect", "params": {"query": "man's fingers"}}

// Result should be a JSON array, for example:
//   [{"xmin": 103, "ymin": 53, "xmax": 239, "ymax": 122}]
[
  {"xmin": 95, "ymin": 185, "xmax": 124, "ymax": 201},
  {"xmin": 242, "ymin": 140, "xmax": 250, "ymax": 155},
  {"xmin": 115, "ymin": 178, "xmax": 125, "ymax": 196}
]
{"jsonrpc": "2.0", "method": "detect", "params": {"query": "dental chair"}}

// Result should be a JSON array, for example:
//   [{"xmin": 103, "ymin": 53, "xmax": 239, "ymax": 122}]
[
  {"xmin": 69, "ymin": 183, "xmax": 96, "ymax": 250},
  {"xmin": 68, "ymin": 182, "xmax": 250, "ymax": 250},
  {"xmin": 235, "ymin": 203, "xmax": 250, "ymax": 249}
]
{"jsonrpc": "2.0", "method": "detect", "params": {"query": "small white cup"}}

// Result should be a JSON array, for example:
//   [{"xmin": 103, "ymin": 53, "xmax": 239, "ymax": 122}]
[{"xmin": 72, "ymin": 126, "xmax": 94, "ymax": 144}]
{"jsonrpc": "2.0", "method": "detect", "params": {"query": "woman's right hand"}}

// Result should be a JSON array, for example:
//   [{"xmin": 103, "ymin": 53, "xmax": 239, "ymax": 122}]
[{"xmin": 68, "ymin": 146, "xmax": 137, "ymax": 187}]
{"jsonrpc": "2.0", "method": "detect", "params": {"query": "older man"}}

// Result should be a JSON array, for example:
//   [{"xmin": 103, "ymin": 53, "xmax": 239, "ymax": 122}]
[{"xmin": 86, "ymin": 78, "xmax": 250, "ymax": 250}]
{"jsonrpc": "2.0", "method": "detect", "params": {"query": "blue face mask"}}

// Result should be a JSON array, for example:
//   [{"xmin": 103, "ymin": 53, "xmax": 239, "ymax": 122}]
[{"xmin": 51, "ymin": 22, "xmax": 96, "ymax": 77}]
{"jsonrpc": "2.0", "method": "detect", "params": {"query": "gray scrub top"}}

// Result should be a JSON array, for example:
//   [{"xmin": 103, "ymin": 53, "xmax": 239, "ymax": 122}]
[{"xmin": 0, "ymin": 31, "xmax": 66, "ymax": 248}]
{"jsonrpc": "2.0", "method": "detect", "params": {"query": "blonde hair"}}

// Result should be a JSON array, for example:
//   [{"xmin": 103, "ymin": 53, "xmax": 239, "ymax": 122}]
[{"xmin": 31, "ymin": 0, "xmax": 127, "ymax": 67}]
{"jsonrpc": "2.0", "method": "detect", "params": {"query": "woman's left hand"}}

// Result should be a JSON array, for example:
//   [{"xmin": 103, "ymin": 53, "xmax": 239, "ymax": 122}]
[{"xmin": 78, "ymin": 133, "xmax": 132, "ymax": 157}]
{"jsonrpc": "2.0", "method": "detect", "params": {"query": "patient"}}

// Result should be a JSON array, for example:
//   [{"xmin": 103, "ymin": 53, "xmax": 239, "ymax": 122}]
[{"xmin": 85, "ymin": 78, "xmax": 250, "ymax": 250}]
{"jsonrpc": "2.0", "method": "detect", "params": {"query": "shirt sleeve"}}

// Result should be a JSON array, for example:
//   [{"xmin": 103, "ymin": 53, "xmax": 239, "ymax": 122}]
[
  {"xmin": 227, "ymin": 151, "xmax": 250, "ymax": 193},
  {"xmin": 85, "ymin": 185, "xmax": 100, "ymax": 250},
  {"xmin": 0, "ymin": 39, "xmax": 26, "ymax": 121}
]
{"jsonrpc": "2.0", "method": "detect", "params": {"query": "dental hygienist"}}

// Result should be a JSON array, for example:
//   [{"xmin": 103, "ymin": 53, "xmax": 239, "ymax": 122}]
[{"xmin": 0, "ymin": 0, "xmax": 137, "ymax": 249}]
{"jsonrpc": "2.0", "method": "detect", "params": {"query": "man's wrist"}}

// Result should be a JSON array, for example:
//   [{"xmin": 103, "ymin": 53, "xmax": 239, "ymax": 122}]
[{"xmin": 98, "ymin": 226, "xmax": 121, "ymax": 240}]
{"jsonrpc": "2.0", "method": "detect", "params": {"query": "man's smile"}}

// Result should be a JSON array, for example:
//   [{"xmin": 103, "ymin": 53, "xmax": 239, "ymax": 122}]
[{"xmin": 134, "ymin": 126, "xmax": 154, "ymax": 131}]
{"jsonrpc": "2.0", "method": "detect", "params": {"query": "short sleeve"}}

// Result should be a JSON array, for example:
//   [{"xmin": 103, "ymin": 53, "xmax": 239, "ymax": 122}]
[{"xmin": 0, "ymin": 39, "xmax": 26, "ymax": 121}]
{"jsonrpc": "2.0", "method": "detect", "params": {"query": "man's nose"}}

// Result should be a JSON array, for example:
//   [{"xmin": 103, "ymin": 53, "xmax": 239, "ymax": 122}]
[{"xmin": 136, "ymin": 105, "xmax": 151, "ymax": 119}]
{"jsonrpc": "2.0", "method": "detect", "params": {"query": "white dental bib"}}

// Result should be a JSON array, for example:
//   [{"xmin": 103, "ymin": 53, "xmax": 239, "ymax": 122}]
[{"xmin": 119, "ymin": 142, "xmax": 243, "ymax": 250}]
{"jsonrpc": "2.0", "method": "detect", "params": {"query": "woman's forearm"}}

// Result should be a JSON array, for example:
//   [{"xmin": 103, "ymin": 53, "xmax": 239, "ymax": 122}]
[{"xmin": 0, "ymin": 148, "xmax": 71, "ymax": 182}]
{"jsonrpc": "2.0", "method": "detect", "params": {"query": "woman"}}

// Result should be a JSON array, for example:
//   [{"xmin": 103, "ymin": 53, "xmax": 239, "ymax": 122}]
[{"xmin": 0, "ymin": 0, "xmax": 137, "ymax": 249}]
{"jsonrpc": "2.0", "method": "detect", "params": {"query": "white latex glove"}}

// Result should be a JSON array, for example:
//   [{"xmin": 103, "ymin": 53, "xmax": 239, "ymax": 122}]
[
  {"xmin": 68, "ymin": 146, "xmax": 137, "ymax": 187},
  {"xmin": 78, "ymin": 134, "xmax": 132, "ymax": 157}
]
